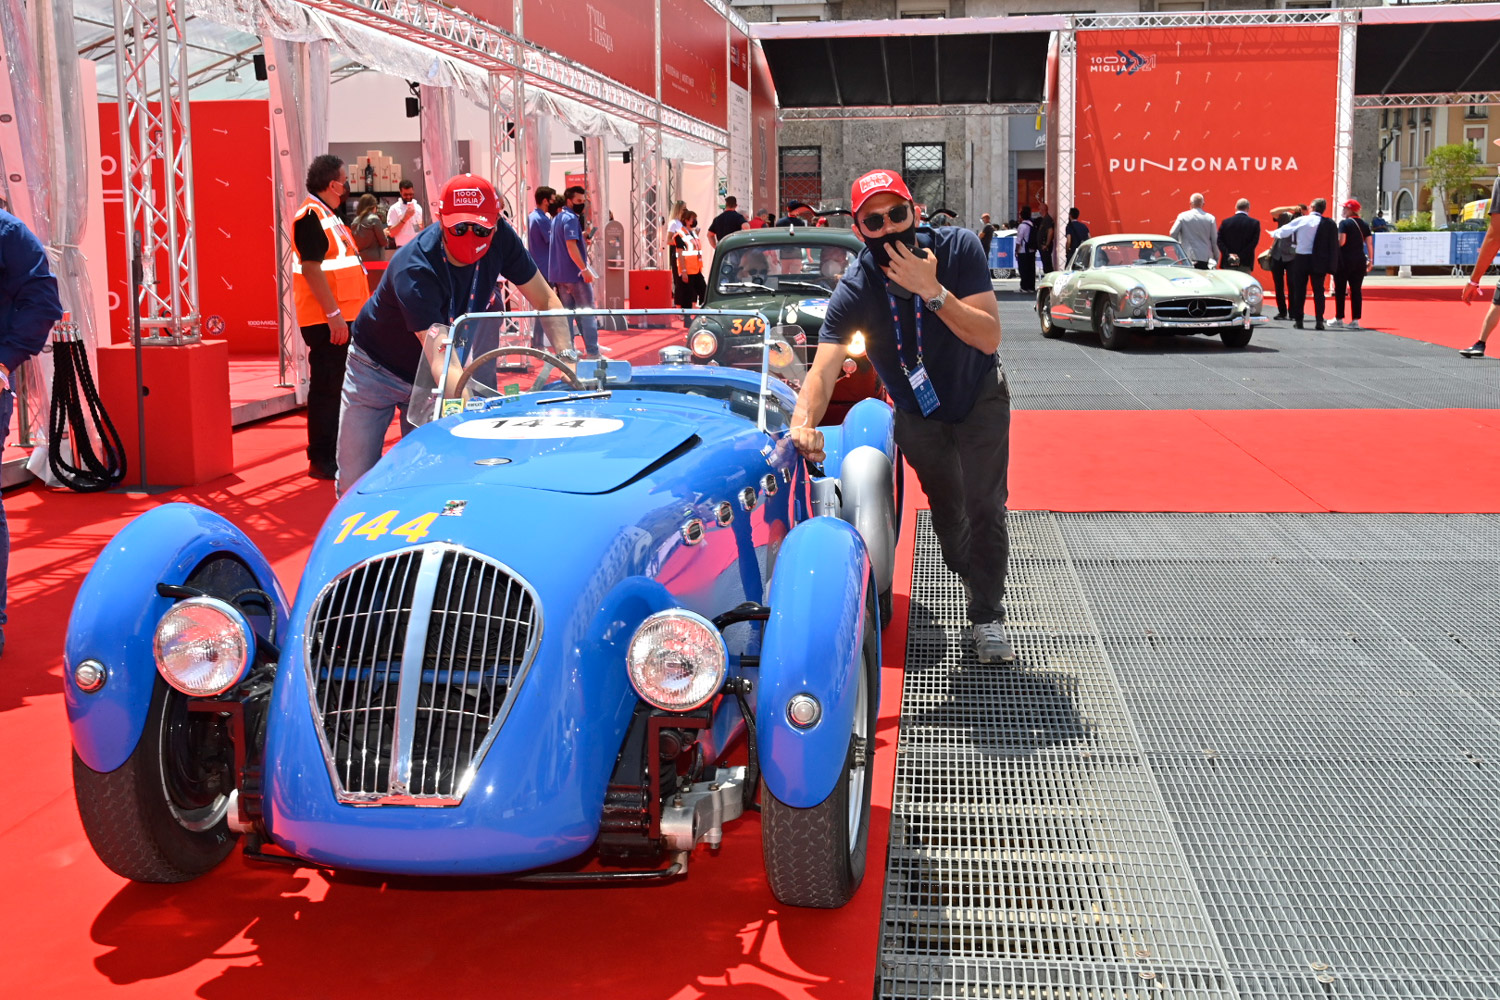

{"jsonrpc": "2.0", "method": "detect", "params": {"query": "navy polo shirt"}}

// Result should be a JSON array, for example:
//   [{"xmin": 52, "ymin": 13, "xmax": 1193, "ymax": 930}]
[
  {"xmin": 351, "ymin": 218, "xmax": 537, "ymax": 384},
  {"xmin": 819, "ymin": 226, "xmax": 996, "ymax": 423}
]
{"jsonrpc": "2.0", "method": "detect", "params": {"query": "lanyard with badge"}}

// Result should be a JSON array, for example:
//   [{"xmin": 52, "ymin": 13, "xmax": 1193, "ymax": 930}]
[
  {"xmin": 887, "ymin": 280, "xmax": 940, "ymax": 416},
  {"xmin": 448, "ymin": 263, "xmax": 490, "ymax": 325}
]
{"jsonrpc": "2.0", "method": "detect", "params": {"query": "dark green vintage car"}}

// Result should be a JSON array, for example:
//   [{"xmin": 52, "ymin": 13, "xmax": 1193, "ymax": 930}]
[{"xmin": 686, "ymin": 226, "xmax": 881, "ymax": 423}]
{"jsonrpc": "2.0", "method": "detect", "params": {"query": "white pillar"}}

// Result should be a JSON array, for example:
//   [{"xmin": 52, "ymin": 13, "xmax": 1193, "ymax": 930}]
[{"xmin": 1333, "ymin": 12, "xmax": 1358, "ymax": 215}]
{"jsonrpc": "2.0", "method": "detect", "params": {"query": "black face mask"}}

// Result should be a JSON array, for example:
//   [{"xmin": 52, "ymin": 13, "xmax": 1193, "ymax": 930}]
[
  {"xmin": 862, "ymin": 225, "xmax": 918, "ymax": 269},
  {"xmin": 572, "ymin": 201, "xmax": 587, "ymax": 215}
]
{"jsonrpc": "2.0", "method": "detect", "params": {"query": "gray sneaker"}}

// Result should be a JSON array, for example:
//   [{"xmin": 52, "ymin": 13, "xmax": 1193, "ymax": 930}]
[
  {"xmin": 972, "ymin": 622, "xmax": 1015, "ymax": 664},
  {"xmin": 1327, "ymin": 318, "xmax": 1342, "ymax": 329},
  {"xmin": 1346, "ymin": 320, "xmax": 1361, "ymax": 330}
]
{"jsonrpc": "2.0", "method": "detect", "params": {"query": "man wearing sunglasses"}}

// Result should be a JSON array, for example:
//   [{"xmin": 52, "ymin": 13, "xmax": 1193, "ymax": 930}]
[
  {"xmin": 337, "ymin": 173, "xmax": 570, "ymax": 497},
  {"xmin": 789, "ymin": 168, "xmax": 1014, "ymax": 664}
]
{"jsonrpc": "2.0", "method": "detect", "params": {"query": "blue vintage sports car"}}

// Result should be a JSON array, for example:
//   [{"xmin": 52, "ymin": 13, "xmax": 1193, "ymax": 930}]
[{"xmin": 63, "ymin": 310, "xmax": 899, "ymax": 909}]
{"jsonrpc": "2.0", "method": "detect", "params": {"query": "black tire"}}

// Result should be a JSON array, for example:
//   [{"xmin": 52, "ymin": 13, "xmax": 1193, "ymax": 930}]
[
  {"xmin": 1221, "ymin": 327, "xmax": 1253, "ymax": 349},
  {"xmin": 1095, "ymin": 295, "xmax": 1134, "ymax": 350},
  {"xmin": 1038, "ymin": 292, "xmax": 1063, "ymax": 338},
  {"xmin": 879, "ymin": 588, "xmax": 894, "ymax": 630},
  {"xmin": 73, "ymin": 675, "xmax": 237, "ymax": 883},
  {"xmin": 762, "ymin": 609, "xmax": 877, "ymax": 908}
]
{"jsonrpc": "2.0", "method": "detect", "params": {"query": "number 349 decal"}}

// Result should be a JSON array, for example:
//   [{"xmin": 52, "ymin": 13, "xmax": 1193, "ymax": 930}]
[{"xmin": 333, "ymin": 509, "xmax": 440, "ymax": 545}]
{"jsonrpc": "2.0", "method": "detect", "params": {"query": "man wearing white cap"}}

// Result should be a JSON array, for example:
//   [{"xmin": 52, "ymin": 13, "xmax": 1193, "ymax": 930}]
[
  {"xmin": 789, "ymin": 167, "xmax": 1014, "ymax": 664},
  {"xmin": 1459, "ymin": 138, "xmax": 1500, "ymax": 358},
  {"xmin": 336, "ymin": 173, "xmax": 569, "ymax": 496}
]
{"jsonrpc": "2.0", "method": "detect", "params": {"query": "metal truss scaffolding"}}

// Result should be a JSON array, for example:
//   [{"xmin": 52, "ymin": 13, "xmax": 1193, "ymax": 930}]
[
  {"xmin": 1051, "ymin": 31, "xmax": 1074, "ymax": 273},
  {"xmin": 632, "ymin": 127, "xmax": 664, "ymax": 271},
  {"xmin": 780, "ymin": 103, "xmax": 1040, "ymax": 122},
  {"xmin": 1356, "ymin": 92, "xmax": 1500, "ymax": 109},
  {"xmin": 113, "ymin": 0, "xmax": 199, "ymax": 343},
  {"xmin": 1334, "ymin": 13, "xmax": 1358, "ymax": 215}
]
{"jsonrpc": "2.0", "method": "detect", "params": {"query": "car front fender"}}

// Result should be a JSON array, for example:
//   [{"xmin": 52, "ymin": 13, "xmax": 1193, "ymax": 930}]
[
  {"xmin": 757, "ymin": 517, "xmax": 874, "ymax": 808},
  {"xmin": 64, "ymin": 503, "xmax": 288, "ymax": 773}
]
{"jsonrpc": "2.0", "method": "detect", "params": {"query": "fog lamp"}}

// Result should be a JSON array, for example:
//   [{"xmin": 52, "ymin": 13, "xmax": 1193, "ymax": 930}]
[
  {"xmin": 626, "ymin": 610, "xmax": 728, "ymax": 712},
  {"xmin": 787, "ymin": 693, "xmax": 822, "ymax": 729},
  {"xmin": 153, "ymin": 597, "xmax": 253, "ymax": 697}
]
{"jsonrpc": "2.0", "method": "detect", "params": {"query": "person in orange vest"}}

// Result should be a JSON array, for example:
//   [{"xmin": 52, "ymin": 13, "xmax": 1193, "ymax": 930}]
[
  {"xmin": 293, "ymin": 154, "xmax": 370, "ymax": 481},
  {"xmin": 674, "ymin": 211, "xmax": 706, "ymax": 307}
]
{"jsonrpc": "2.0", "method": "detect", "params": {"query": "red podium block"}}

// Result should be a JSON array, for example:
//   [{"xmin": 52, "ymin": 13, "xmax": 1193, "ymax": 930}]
[
  {"xmin": 96, "ymin": 339, "xmax": 234, "ymax": 488},
  {"xmin": 628, "ymin": 269, "xmax": 674, "ymax": 309}
]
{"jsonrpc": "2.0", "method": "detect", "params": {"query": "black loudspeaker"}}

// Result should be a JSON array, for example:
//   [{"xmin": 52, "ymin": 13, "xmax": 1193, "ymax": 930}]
[
  {"xmin": 622, "ymin": 150, "xmax": 632, "ymax": 165},
  {"xmin": 252, "ymin": 54, "xmax": 267, "ymax": 80},
  {"xmin": 573, "ymin": 140, "xmax": 584, "ymax": 155},
  {"xmin": 405, "ymin": 96, "xmax": 421, "ymax": 118}
]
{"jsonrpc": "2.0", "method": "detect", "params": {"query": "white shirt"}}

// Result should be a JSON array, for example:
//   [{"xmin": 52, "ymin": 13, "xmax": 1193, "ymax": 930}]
[
  {"xmin": 1170, "ymin": 207, "xmax": 1217, "ymax": 263},
  {"xmin": 386, "ymin": 198, "xmax": 424, "ymax": 247},
  {"xmin": 1269, "ymin": 212, "xmax": 1323, "ymax": 255}
]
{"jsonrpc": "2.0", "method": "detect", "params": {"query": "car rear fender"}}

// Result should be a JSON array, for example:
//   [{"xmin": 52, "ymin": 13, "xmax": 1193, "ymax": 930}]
[
  {"xmin": 65, "ymin": 503, "xmax": 289, "ymax": 773},
  {"xmin": 757, "ymin": 517, "xmax": 876, "ymax": 808},
  {"xmin": 819, "ymin": 396, "xmax": 895, "ymax": 475}
]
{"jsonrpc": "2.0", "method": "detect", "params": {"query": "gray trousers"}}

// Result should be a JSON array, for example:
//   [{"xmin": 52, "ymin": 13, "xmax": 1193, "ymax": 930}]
[{"xmin": 893, "ymin": 367, "xmax": 1011, "ymax": 625}]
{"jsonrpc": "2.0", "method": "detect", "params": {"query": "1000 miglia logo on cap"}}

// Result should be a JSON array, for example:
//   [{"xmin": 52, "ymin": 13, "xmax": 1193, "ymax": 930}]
[
  {"xmin": 451, "ymin": 188, "xmax": 485, "ymax": 207},
  {"xmin": 858, "ymin": 172, "xmax": 894, "ymax": 194}
]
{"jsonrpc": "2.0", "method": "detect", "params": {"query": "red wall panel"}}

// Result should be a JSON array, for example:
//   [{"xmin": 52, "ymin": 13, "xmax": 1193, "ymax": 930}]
[
  {"xmin": 1073, "ymin": 27, "xmax": 1339, "ymax": 238},
  {"xmin": 522, "ymin": 0, "xmax": 656, "ymax": 98},
  {"xmin": 751, "ymin": 42, "xmax": 778, "ymax": 217},
  {"xmin": 100, "ymin": 100, "xmax": 279, "ymax": 353},
  {"xmin": 451, "ymin": 0, "xmax": 513, "ymax": 31},
  {"xmin": 661, "ymin": 0, "xmax": 727, "ymax": 129},
  {"xmin": 730, "ymin": 27, "xmax": 750, "ymax": 92}
]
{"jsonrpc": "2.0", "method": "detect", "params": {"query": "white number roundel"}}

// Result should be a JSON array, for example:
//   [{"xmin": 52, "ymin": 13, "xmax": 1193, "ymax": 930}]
[{"xmin": 450, "ymin": 416, "xmax": 624, "ymax": 440}]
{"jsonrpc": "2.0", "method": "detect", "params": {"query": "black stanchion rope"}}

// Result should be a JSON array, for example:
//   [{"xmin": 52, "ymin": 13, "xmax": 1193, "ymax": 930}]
[{"xmin": 48, "ymin": 334, "xmax": 127, "ymax": 492}]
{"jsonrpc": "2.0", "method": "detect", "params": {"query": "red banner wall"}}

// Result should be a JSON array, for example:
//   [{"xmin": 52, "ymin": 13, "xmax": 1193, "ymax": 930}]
[
  {"xmin": 100, "ymin": 101, "xmax": 279, "ymax": 353},
  {"xmin": 523, "ymin": 0, "xmax": 655, "ymax": 98},
  {"xmin": 1073, "ymin": 26, "xmax": 1339, "ymax": 238},
  {"xmin": 451, "ymin": 0, "xmax": 513, "ymax": 32},
  {"xmin": 730, "ymin": 27, "xmax": 750, "ymax": 92},
  {"xmin": 661, "ymin": 0, "xmax": 727, "ymax": 129},
  {"xmin": 751, "ymin": 42, "xmax": 777, "ymax": 216}
]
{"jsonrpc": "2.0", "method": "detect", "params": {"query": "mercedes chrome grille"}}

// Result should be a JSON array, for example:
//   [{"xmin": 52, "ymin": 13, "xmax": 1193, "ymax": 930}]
[
  {"xmin": 304, "ymin": 544, "xmax": 542, "ymax": 805},
  {"xmin": 1154, "ymin": 297, "xmax": 1235, "ymax": 322}
]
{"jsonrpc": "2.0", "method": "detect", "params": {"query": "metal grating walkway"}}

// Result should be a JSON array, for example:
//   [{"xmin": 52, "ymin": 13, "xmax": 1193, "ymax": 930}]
[
  {"xmin": 994, "ymin": 296, "xmax": 1500, "ymax": 411},
  {"xmin": 879, "ymin": 511, "xmax": 1500, "ymax": 999}
]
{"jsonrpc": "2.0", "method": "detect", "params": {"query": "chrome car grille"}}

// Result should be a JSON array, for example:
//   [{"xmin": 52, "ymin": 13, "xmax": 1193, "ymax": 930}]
[
  {"xmin": 1154, "ymin": 297, "xmax": 1236, "ymax": 322},
  {"xmin": 304, "ymin": 544, "xmax": 541, "ymax": 805}
]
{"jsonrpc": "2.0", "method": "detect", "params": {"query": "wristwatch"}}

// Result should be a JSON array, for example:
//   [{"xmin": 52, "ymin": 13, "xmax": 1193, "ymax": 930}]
[
  {"xmin": 924, "ymin": 286, "xmax": 949, "ymax": 313},
  {"xmin": 557, "ymin": 348, "xmax": 580, "ymax": 363}
]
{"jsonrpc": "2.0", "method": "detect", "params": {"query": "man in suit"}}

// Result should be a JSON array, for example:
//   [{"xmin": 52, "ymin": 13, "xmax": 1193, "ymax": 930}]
[
  {"xmin": 1270, "ymin": 197, "xmax": 1339, "ymax": 330},
  {"xmin": 1170, "ymin": 193, "xmax": 1217, "ymax": 269},
  {"xmin": 1216, "ymin": 198, "xmax": 1260, "ymax": 273}
]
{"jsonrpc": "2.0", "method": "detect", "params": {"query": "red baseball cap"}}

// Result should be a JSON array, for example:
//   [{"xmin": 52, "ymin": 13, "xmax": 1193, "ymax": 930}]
[
  {"xmin": 850, "ymin": 168, "xmax": 914, "ymax": 217},
  {"xmin": 439, "ymin": 174, "xmax": 499, "ymax": 228}
]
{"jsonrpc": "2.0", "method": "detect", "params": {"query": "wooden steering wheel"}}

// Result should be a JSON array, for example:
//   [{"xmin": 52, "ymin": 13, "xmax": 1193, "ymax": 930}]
[{"xmin": 452, "ymin": 346, "xmax": 584, "ymax": 396}]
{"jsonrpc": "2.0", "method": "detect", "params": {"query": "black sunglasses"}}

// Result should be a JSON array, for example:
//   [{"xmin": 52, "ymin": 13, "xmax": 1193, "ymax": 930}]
[
  {"xmin": 860, "ymin": 203, "xmax": 910, "ymax": 232},
  {"xmin": 447, "ymin": 222, "xmax": 494, "ymax": 237}
]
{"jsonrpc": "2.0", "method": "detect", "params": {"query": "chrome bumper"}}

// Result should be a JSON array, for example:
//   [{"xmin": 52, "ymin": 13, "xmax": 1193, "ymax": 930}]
[{"xmin": 1115, "ymin": 314, "xmax": 1266, "ymax": 330}]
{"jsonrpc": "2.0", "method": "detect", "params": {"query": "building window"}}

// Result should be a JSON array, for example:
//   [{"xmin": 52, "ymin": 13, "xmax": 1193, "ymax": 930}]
[
  {"xmin": 898, "ymin": 0, "xmax": 948, "ymax": 15},
  {"xmin": 1282, "ymin": 1, "xmax": 1332, "ymax": 8},
  {"xmin": 1466, "ymin": 125, "xmax": 1488, "ymax": 153},
  {"xmin": 1157, "ymin": 1, "xmax": 1206, "ymax": 11},
  {"xmin": 1390, "ymin": 131, "xmax": 1400, "ymax": 164},
  {"xmin": 1421, "ymin": 127, "xmax": 1433, "ymax": 163},
  {"xmin": 1395, "ymin": 189, "xmax": 1414, "ymax": 221},
  {"xmin": 778, "ymin": 146, "xmax": 821, "ymax": 209},
  {"xmin": 903, "ymin": 143, "xmax": 946, "ymax": 213},
  {"xmin": 1467, "ymin": 101, "xmax": 1489, "ymax": 120}
]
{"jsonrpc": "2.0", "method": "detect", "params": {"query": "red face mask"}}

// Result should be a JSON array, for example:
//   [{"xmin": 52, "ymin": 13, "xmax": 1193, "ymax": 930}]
[{"xmin": 444, "ymin": 227, "xmax": 491, "ymax": 266}]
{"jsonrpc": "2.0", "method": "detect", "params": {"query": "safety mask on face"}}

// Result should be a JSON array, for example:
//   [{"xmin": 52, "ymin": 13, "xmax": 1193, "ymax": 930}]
[
  {"xmin": 445, "ymin": 229, "xmax": 491, "ymax": 266},
  {"xmin": 572, "ymin": 201, "xmax": 587, "ymax": 215},
  {"xmin": 862, "ymin": 225, "xmax": 918, "ymax": 269}
]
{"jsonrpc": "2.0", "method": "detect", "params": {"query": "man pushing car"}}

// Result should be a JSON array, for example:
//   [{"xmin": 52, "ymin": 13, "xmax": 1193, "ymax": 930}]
[{"xmin": 788, "ymin": 168, "xmax": 1015, "ymax": 664}]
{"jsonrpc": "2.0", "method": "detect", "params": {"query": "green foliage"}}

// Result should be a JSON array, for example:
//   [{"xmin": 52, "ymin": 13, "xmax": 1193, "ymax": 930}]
[
  {"xmin": 1425, "ymin": 143, "xmax": 1485, "ymax": 217},
  {"xmin": 1394, "ymin": 212, "xmax": 1433, "ymax": 232}
]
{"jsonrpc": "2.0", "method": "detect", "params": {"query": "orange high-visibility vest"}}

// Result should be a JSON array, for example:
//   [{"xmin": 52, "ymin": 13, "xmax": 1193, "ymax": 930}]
[
  {"xmin": 292, "ymin": 196, "xmax": 370, "ymax": 327},
  {"xmin": 677, "ymin": 231, "xmax": 703, "ymax": 278}
]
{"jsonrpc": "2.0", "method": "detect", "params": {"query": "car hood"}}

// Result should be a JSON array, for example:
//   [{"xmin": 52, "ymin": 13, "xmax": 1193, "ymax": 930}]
[
  {"xmin": 1119, "ymin": 267, "xmax": 1249, "ymax": 297},
  {"xmin": 356, "ymin": 409, "xmax": 698, "ymax": 495}
]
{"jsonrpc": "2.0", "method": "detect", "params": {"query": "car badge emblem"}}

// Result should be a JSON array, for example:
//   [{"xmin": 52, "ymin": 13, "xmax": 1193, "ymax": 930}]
[
  {"xmin": 1187, "ymin": 299, "xmax": 1205, "ymax": 318},
  {"xmin": 464, "ymin": 398, "xmax": 486, "ymax": 412},
  {"xmin": 440, "ymin": 499, "xmax": 468, "ymax": 516}
]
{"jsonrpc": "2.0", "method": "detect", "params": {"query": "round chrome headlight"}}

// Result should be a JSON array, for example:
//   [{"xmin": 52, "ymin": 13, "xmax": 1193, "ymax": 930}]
[
  {"xmin": 1243, "ymin": 283, "xmax": 1264, "ymax": 308},
  {"xmin": 626, "ymin": 610, "xmax": 728, "ymax": 712},
  {"xmin": 1127, "ymin": 286, "xmax": 1148, "ymax": 308},
  {"xmin": 153, "ymin": 597, "xmax": 253, "ymax": 697},
  {"xmin": 690, "ymin": 330, "xmax": 718, "ymax": 358}
]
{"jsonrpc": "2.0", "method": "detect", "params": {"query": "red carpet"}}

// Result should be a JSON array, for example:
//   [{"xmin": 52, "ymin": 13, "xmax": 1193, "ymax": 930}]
[
  {"xmin": 0, "ymin": 409, "xmax": 911, "ymax": 999},
  {"xmin": 1010, "ymin": 409, "xmax": 1500, "ymax": 513},
  {"xmin": 1358, "ymin": 287, "xmax": 1499, "ymax": 351}
]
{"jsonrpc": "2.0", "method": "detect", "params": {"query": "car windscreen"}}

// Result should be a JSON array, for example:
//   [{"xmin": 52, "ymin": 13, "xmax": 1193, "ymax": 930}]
[
  {"xmin": 1093, "ymin": 240, "xmax": 1191, "ymax": 267},
  {"xmin": 714, "ymin": 244, "xmax": 854, "ymax": 297}
]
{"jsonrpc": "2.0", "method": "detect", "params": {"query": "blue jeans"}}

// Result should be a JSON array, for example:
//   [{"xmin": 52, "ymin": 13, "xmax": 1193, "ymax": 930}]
[
  {"xmin": 0, "ymin": 388, "xmax": 10, "ymax": 638},
  {"xmin": 554, "ymin": 280, "xmax": 599, "ymax": 355},
  {"xmin": 336, "ymin": 345, "xmax": 416, "ymax": 498}
]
